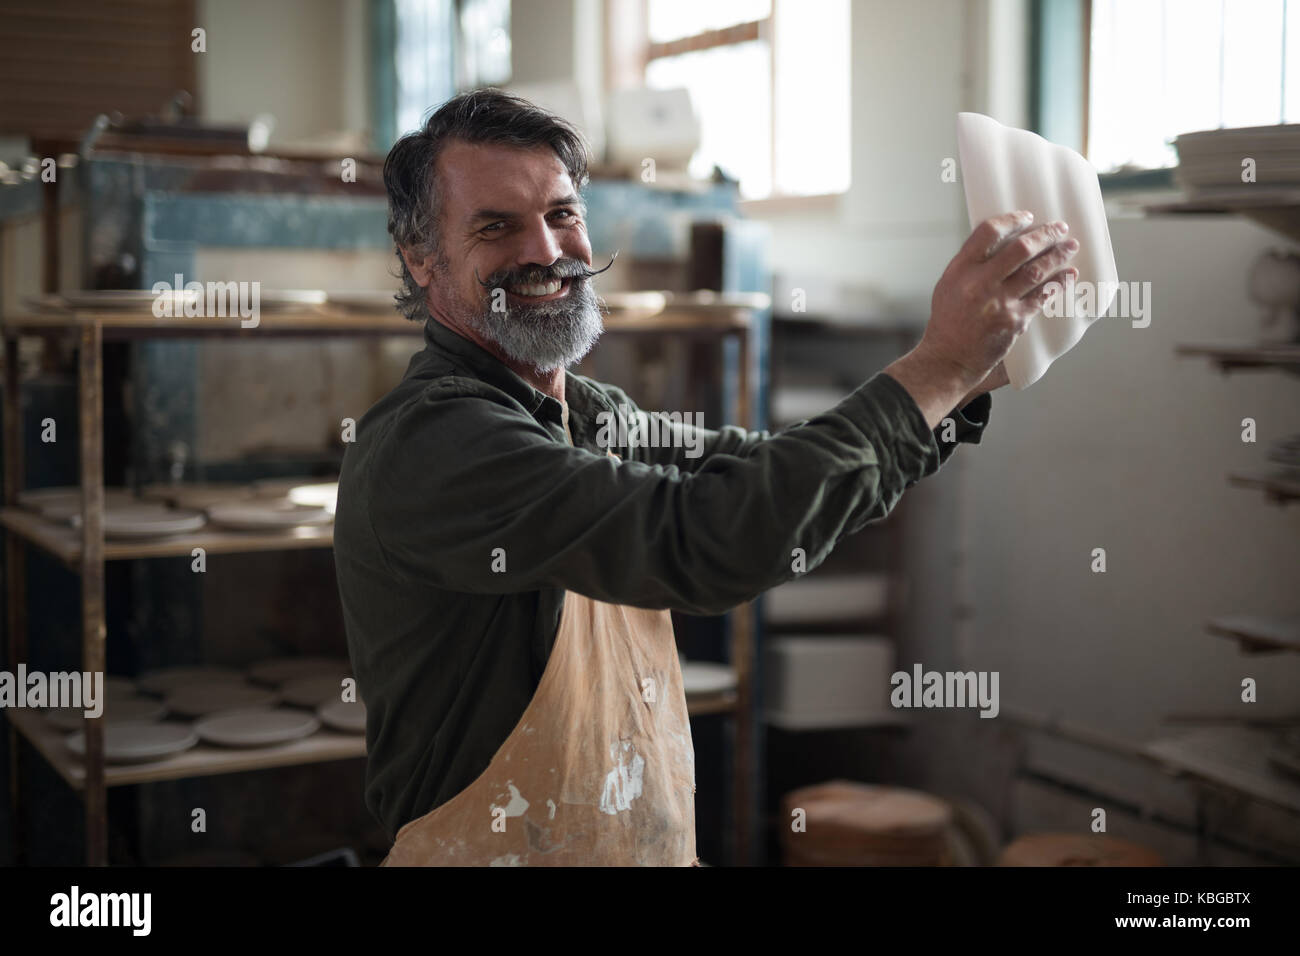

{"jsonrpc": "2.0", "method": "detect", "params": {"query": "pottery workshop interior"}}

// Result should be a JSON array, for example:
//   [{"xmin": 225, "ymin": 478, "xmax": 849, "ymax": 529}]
[{"xmin": 0, "ymin": 0, "xmax": 1297, "ymax": 893}]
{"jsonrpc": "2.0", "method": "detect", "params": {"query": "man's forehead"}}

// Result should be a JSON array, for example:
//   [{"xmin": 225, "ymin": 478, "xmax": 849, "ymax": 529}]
[{"xmin": 437, "ymin": 140, "xmax": 576, "ymax": 213}]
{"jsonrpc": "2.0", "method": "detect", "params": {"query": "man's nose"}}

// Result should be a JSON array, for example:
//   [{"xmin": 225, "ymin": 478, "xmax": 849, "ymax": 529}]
[{"xmin": 514, "ymin": 216, "xmax": 564, "ymax": 269}]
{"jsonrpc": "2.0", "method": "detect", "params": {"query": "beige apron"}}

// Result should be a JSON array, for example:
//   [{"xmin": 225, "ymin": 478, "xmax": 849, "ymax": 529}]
[{"xmin": 380, "ymin": 404, "xmax": 698, "ymax": 866}]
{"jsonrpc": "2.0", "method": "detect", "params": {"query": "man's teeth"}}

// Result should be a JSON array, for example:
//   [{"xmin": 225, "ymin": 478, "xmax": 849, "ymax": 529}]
[{"xmin": 508, "ymin": 279, "xmax": 562, "ymax": 296}]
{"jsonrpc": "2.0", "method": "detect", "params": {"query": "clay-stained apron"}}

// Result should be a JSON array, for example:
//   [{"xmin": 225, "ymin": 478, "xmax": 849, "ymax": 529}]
[{"xmin": 380, "ymin": 404, "xmax": 698, "ymax": 866}]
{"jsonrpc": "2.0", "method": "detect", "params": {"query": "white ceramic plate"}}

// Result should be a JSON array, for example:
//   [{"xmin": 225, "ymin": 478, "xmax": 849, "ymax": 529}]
[
  {"xmin": 316, "ymin": 697, "xmax": 366, "ymax": 734},
  {"xmin": 281, "ymin": 674, "xmax": 350, "ymax": 708},
  {"xmin": 65, "ymin": 720, "xmax": 199, "ymax": 764},
  {"xmin": 57, "ymin": 501, "xmax": 168, "ymax": 523},
  {"xmin": 248, "ymin": 476, "xmax": 329, "ymax": 498},
  {"xmin": 165, "ymin": 683, "xmax": 280, "ymax": 719},
  {"xmin": 139, "ymin": 482, "xmax": 256, "ymax": 509},
  {"xmin": 957, "ymin": 111, "xmax": 1119, "ymax": 389},
  {"xmin": 70, "ymin": 507, "xmax": 207, "ymax": 538},
  {"xmin": 205, "ymin": 499, "xmax": 332, "ymax": 530},
  {"xmin": 249, "ymin": 289, "xmax": 328, "ymax": 310},
  {"xmin": 248, "ymin": 657, "xmax": 351, "ymax": 686},
  {"xmin": 680, "ymin": 661, "xmax": 737, "ymax": 697},
  {"xmin": 137, "ymin": 666, "xmax": 247, "ymax": 696},
  {"xmin": 194, "ymin": 707, "xmax": 321, "ymax": 747},
  {"xmin": 44, "ymin": 696, "xmax": 166, "ymax": 732},
  {"xmin": 286, "ymin": 482, "xmax": 338, "ymax": 516}
]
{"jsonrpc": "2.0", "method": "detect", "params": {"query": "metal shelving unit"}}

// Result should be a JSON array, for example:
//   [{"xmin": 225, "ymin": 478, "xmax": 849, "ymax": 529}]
[{"xmin": 2, "ymin": 292, "xmax": 764, "ymax": 865}]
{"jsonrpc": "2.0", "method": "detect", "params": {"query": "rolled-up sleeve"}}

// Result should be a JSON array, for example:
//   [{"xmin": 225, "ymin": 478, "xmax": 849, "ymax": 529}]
[{"xmin": 366, "ymin": 370, "xmax": 975, "ymax": 616}]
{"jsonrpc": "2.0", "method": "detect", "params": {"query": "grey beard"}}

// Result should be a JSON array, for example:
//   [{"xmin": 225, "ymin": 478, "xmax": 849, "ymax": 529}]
[{"xmin": 461, "ymin": 278, "xmax": 604, "ymax": 374}]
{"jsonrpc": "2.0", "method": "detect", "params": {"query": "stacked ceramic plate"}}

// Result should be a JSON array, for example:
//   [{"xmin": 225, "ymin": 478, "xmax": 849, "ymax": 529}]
[
  {"xmin": 194, "ymin": 707, "xmax": 321, "ymax": 747},
  {"xmin": 164, "ymin": 682, "xmax": 280, "ymax": 719},
  {"xmin": 136, "ymin": 666, "xmax": 246, "ymax": 697},
  {"xmin": 1174, "ymin": 124, "xmax": 1300, "ymax": 194},
  {"xmin": 317, "ymin": 697, "xmax": 366, "ymax": 734},
  {"xmin": 286, "ymin": 482, "xmax": 338, "ymax": 516},
  {"xmin": 65, "ymin": 721, "xmax": 199, "ymax": 764},
  {"xmin": 246, "ymin": 657, "xmax": 362, "ymax": 733},
  {"xmin": 44, "ymin": 695, "xmax": 166, "ymax": 732},
  {"xmin": 779, "ymin": 780, "xmax": 953, "ymax": 866},
  {"xmin": 69, "ymin": 504, "xmax": 207, "ymax": 538},
  {"xmin": 249, "ymin": 477, "xmax": 325, "ymax": 499},
  {"xmin": 281, "ymin": 674, "xmax": 352, "ymax": 708},
  {"xmin": 139, "ymin": 481, "xmax": 257, "ymax": 510},
  {"xmin": 205, "ymin": 498, "xmax": 332, "ymax": 531}
]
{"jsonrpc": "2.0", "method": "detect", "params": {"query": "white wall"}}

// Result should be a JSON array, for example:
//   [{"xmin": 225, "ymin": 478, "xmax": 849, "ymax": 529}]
[{"xmin": 196, "ymin": 0, "xmax": 370, "ymax": 147}]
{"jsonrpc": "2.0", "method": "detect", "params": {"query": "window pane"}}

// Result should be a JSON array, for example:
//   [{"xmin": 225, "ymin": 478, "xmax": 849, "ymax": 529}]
[
  {"xmin": 646, "ymin": 40, "xmax": 772, "ymax": 198},
  {"xmin": 1222, "ymin": 0, "xmax": 1284, "ymax": 126},
  {"xmin": 648, "ymin": 0, "xmax": 771, "ymax": 43},
  {"xmin": 774, "ymin": 0, "xmax": 849, "ymax": 195},
  {"xmin": 395, "ymin": 0, "xmax": 456, "ymax": 136},
  {"xmin": 458, "ymin": 0, "xmax": 511, "ymax": 89},
  {"xmin": 1089, "ymin": 0, "xmax": 1291, "ymax": 172}
]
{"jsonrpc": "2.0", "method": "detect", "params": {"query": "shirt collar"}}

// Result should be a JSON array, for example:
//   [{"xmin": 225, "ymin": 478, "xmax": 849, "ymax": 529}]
[{"xmin": 420, "ymin": 315, "xmax": 607, "ymax": 425}]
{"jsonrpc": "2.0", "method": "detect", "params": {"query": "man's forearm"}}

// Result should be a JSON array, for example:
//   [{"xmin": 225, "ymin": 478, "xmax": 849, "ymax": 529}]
[{"xmin": 882, "ymin": 349, "xmax": 984, "ymax": 430}]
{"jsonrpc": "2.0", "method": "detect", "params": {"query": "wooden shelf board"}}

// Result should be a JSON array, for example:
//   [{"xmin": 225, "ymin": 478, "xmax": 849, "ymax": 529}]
[
  {"xmin": 1226, "ymin": 471, "xmax": 1300, "ymax": 505},
  {"xmin": 1206, "ymin": 613, "xmax": 1300, "ymax": 653},
  {"xmin": 1144, "ymin": 726, "xmax": 1300, "ymax": 815},
  {"xmin": 1145, "ymin": 195, "xmax": 1300, "ymax": 244},
  {"xmin": 1174, "ymin": 342, "xmax": 1300, "ymax": 372},
  {"xmin": 5, "ymin": 707, "xmax": 365, "ymax": 790},
  {"xmin": 3, "ymin": 293, "xmax": 763, "ymax": 338},
  {"xmin": 0, "ymin": 507, "xmax": 335, "ymax": 567}
]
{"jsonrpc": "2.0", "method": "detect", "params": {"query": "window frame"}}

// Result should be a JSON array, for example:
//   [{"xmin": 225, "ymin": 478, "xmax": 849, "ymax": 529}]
[{"xmin": 616, "ymin": 0, "xmax": 847, "ymax": 205}]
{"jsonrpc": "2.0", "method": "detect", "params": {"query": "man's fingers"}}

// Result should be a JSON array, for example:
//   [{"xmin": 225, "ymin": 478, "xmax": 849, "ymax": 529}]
[
  {"xmin": 1004, "ymin": 239, "xmax": 1080, "ymax": 299},
  {"xmin": 958, "ymin": 210, "xmax": 1035, "ymax": 266},
  {"xmin": 1018, "ymin": 266, "xmax": 1079, "ymax": 312},
  {"xmin": 989, "ymin": 220, "xmax": 1070, "ymax": 282}
]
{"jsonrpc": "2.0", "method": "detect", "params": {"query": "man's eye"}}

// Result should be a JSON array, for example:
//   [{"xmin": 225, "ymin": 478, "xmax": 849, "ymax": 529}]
[
  {"xmin": 481, "ymin": 222, "xmax": 506, "ymax": 234},
  {"xmin": 552, "ymin": 209, "xmax": 575, "ymax": 220}
]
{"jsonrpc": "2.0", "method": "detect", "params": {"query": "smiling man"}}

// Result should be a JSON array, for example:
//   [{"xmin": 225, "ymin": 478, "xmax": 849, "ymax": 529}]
[{"xmin": 333, "ymin": 89, "xmax": 1078, "ymax": 867}]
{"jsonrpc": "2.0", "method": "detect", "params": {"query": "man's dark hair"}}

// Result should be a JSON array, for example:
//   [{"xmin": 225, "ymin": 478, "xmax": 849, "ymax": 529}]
[{"xmin": 382, "ymin": 88, "xmax": 592, "ymax": 321}]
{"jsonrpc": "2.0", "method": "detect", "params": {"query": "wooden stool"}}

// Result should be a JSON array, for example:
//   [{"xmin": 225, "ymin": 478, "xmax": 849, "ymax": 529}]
[
  {"xmin": 998, "ymin": 833, "xmax": 1164, "ymax": 866},
  {"xmin": 780, "ymin": 780, "xmax": 953, "ymax": 866}
]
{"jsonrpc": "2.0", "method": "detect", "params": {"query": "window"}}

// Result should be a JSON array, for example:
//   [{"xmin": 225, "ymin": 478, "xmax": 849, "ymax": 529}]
[
  {"xmin": 641, "ymin": 0, "xmax": 850, "ymax": 200},
  {"xmin": 1087, "ymin": 0, "xmax": 1298, "ymax": 173},
  {"xmin": 374, "ymin": 0, "xmax": 511, "ymax": 151}
]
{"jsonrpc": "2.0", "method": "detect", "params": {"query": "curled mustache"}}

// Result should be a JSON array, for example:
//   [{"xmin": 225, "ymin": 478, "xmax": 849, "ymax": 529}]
[{"xmin": 474, "ymin": 252, "xmax": 619, "ymax": 291}]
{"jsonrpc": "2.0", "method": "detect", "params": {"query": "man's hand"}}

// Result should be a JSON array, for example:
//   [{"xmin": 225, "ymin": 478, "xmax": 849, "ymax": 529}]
[{"xmin": 885, "ymin": 210, "xmax": 1078, "ymax": 429}]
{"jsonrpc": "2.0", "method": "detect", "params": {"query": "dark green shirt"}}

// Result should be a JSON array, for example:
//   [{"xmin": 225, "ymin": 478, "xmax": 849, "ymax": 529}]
[{"xmin": 333, "ymin": 316, "xmax": 992, "ymax": 840}]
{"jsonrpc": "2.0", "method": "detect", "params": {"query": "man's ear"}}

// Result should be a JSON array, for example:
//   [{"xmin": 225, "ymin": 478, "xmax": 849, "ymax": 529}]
[{"xmin": 399, "ymin": 246, "xmax": 436, "ymax": 287}]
